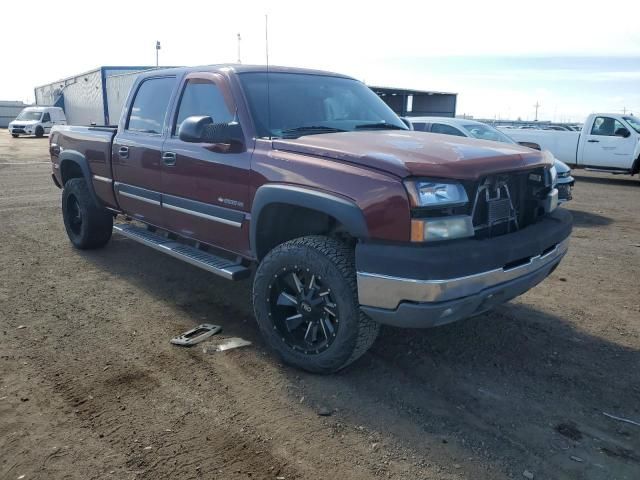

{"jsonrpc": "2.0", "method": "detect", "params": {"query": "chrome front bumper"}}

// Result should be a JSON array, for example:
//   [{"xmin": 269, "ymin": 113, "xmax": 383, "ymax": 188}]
[{"xmin": 358, "ymin": 237, "xmax": 569, "ymax": 311}]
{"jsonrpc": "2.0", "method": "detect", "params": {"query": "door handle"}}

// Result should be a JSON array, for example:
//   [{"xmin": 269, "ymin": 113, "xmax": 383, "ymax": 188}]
[
  {"xmin": 118, "ymin": 146, "xmax": 129, "ymax": 158},
  {"xmin": 587, "ymin": 139, "xmax": 600, "ymax": 143},
  {"xmin": 162, "ymin": 152, "xmax": 177, "ymax": 166}
]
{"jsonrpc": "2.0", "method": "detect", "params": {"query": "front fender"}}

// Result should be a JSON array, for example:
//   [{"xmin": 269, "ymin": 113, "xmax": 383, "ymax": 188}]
[{"xmin": 250, "ymin": 184, "xmax": 369, "ymax": 258}]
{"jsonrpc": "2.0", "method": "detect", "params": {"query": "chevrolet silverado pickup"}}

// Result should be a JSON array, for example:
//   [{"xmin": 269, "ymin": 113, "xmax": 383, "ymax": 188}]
[
  {"xmin": 503, "ymin": 113, "xmax": 640, "ymax": 177},
  {"xmin": 49, "ymin": 65, "xmax": 572, "ymax": 373}
]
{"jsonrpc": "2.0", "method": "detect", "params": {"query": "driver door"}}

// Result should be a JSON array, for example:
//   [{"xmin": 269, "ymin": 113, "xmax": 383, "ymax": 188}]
[
  {"xmin": 161, "ymin": 73, "xmax": 252, "ymax": 257},
  {"xmin": 582, "ymin": 116, "xmax": 635, "ymax": 169},
  {"xmin": 41, "ymin": 112, "xmax": 53, "ymax": 133}
]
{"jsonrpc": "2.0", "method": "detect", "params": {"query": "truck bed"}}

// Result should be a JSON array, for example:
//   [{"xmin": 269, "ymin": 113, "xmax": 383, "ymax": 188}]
[
  {"xmin": 502, "ymin": 129, "xmax": 580, "ymax": 165},
  {"xmin": 50, "ymin": 125, "xmax": 118, "ymax": 207}
]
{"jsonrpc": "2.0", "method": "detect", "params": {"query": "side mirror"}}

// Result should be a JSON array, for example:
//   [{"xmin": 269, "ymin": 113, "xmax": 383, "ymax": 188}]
[
  {"xmin": 179, "ymin": 115, "xmax": 243, "ymax": 144},
  {"xmin": 614, "ymin": 127, "xmax": 631, "ymax": 138},
  {"xmin": 400, "ymin": 117, "xmax": 414, "ymax": 130}
]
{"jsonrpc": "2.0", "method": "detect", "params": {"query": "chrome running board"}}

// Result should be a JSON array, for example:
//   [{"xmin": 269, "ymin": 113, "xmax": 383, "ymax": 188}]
[{"xmin": 113, "ymin": 224, "xmax": 250, "ymax": 280}]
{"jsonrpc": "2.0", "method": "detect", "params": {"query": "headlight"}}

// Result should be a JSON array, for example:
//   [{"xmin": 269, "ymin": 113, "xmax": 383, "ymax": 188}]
[
  {"xmin": 411, "ymin": 216, "xmax": 474, "ymax": 242},
  {"xmin": 404, "ymin": 179, "xmax": 468, "ymax": 207},
  {"xmin": 549, "ymin": 165, "xmax": 558, "ymax": 187}
]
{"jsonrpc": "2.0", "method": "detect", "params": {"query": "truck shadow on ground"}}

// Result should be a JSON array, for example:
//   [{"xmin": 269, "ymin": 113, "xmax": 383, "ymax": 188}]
[
  {"xmin": 566, "ymin": 208, "xmax": 613, "ymax": 228},
  {"xmin": 573, "ymin": 173, "xmax": 639, "ymax": 188},
  {"xmin": 81, "ymin": 237, "xmax": 640, "ymax": 479}
]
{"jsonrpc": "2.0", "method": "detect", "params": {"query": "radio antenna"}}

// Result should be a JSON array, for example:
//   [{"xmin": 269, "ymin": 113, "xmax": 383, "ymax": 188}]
[{"xmin": 265, "ymin": 14, "xmax": 272, "ymax": 139}]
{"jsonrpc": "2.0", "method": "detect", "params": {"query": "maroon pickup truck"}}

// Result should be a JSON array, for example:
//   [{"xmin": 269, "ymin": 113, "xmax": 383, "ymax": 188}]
[{"xmin": 49, "ymin": 65, "xmax": 571, "ymax": 373}]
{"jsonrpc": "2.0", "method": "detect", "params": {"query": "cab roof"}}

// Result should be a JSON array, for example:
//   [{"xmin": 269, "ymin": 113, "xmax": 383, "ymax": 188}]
[{"xmin": 138, "ymin": 64, "xmax": 355, "ymax": 81}]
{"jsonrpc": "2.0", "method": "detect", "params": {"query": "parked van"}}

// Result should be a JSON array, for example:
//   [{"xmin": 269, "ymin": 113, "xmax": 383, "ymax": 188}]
[{"xmin": 8, "ymin": 107, "xmax": 67, "ymax": 138}]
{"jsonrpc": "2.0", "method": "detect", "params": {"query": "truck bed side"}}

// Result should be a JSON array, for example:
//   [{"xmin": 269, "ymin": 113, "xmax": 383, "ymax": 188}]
[
  {"xmin": 504, "ymin": 129, "xmax": 581, "ymax": 166},
  {"xmin": 50, "ymin": 125, "xmax": 118, "ymax": 208}
]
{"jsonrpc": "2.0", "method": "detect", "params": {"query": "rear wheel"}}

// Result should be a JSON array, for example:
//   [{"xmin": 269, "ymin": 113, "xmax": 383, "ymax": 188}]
[
  {"xmin": 253, "ymin": 236, "xmax": 379, "ymax": 373},
  {"xmin": 35, "ymin": 126, "xmax": 44, "ymax": 138},
  {"xmin": 62, "ymin": 178, "xmax": 113, "ymax": 249}
]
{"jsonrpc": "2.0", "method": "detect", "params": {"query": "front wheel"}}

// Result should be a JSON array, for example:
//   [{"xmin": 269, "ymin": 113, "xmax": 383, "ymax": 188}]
[
  {"xmin": 253, "ymin": 236, "xmax": 380, "ymax": 373},
  {"xmin": 62, "ymin": 178, "xmax": 113, "ymax": 249},
  {"xmin": 11, "ymin": 133, "xmax": 18, "ymax": 138},
  {"xmin": 35, "ymin": 126, "xmax": 44, "ymax": 138}
]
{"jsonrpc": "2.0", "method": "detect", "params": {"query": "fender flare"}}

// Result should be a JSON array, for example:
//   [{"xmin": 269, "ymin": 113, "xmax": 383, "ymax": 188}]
[
  {"xmin": 58, "ymin": 150, "xmax": 103, "ymax": 207},
  {"xmin": 250, "ymin": 184, "xmax": 369, "ymax": 259}
]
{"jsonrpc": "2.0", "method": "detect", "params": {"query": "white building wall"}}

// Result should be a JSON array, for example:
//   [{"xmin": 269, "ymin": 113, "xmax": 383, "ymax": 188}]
[
  {"xmin": 0, "ymin": 101, "xmax": 30, "ymax": 128},
  {"xmin": 60, "ymin": 70, "xmax": 105, "ymax": 125},
  {"xmin": 105, "ymin": 71, "xmax": 146, "ymax": 126}
]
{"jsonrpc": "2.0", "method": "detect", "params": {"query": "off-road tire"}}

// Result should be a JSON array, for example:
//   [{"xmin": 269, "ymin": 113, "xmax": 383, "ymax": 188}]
[
  {"xmin": 35, "ymin": 126, "xmax": 44, "ymax": 138},
  {"xmin": 253, "ymin": 236, "xmax": 380, "ymax": 373},
  {"xmin": 11, "ymin": 134, "xmax": 18, "ymax": 138},
  {"xmin": 62, "ymin": 178, "xmax": 113, "ymax": 249}
]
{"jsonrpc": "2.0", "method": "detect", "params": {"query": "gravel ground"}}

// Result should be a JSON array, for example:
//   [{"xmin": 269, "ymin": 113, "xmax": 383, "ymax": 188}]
[{"xmin": 0, "ymin": 129, "xmax": 638, "ymax": 480}]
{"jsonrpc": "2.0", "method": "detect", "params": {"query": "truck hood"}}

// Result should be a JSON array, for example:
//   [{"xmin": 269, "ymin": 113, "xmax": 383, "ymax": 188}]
[{"xmin": 272, "ymin": 131, "xmax": 552, "ymax": 180}]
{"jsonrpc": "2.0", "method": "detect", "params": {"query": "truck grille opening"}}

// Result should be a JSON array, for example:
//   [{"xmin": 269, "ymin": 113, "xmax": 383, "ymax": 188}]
[{"xmin": 469, "ymin": 169, "xmax": 549, "ymax": 239}]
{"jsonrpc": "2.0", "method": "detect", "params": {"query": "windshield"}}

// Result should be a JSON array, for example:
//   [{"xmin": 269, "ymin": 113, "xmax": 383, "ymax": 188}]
[
  {"xmin": 462, "ymin": 123, "xmax": 516, "ymax": 144},
  {"xmin": 623, "ymin": 116, "xmax": 640, "ymax": 133},
  {"xmin": 16, "ymin": 110, "xmax": 43, "ymax": 121},
  {"xmin": 238, "ymin": 72, "xmax": 407, "ymax": 138}
]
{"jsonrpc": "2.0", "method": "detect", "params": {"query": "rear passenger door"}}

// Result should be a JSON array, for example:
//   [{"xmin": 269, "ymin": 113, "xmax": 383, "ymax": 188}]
[
  {"xmin": 112, "ymin": 76, "xmax": 177, "ymax": 229},
  {"xmin": 161, "ymin": 73, "xmax": 252, "ymax": 257}
]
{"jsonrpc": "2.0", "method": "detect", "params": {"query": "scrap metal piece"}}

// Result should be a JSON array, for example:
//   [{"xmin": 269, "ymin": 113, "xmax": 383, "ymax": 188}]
[
  {"xmin": 202, "ymin": 337, "xmax": 252, "ymax": 353},
  {"xmin": 170, "ymin": 324, "xmax": 222, "ymax": 346}
]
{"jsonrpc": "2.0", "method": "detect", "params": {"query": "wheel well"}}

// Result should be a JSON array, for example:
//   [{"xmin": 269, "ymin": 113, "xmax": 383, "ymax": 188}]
[
  {"xmin": 632, "ymin": 155, "xmax": 640, "ymax": 175},
  {"xmin": 60, "ymin": 160, "xmax": 84, "ymax": 186},
  {"xmin": 255, "ymin": 203, "xmax": 351, "ymax": 260}
]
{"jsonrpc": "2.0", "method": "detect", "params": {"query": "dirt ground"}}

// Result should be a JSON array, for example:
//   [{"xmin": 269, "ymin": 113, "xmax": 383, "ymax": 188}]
[{"xmin": 0, "ymin": 129, "xmax": 638, "ymax": 480}]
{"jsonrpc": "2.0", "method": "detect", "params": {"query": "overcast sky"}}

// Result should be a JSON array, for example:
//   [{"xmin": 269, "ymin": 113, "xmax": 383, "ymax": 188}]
[{"xmin": 3, "ymin": 0, "xmax": 639, "ymax": 121}]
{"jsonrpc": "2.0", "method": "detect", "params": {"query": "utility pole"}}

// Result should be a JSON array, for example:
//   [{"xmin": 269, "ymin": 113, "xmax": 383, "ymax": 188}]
[
  {"xmin": 237, "ymin": 33, "xmax": 242, "ymax": 63},
  {"xmin": 533, "ymin": 101, "xmax": 541, "ymax": 121},
  {"xmin": 155, "ymin": 41, "xmax": 161, "ymax": 67},
  {"xmin": 622, "ymin": 106, "xmax": 628, "ymax": 114}
]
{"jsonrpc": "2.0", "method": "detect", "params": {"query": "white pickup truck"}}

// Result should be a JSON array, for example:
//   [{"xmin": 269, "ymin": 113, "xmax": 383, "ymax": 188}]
[{"xmin": 503, "ymin": 114, "xmax": 640, "ymax": 176}]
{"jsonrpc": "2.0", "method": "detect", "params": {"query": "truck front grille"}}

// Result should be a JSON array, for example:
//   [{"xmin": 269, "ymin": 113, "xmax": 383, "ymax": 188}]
[{"xmin": 469, "ymin": 169, "xmax": 548, "ymax": 239}]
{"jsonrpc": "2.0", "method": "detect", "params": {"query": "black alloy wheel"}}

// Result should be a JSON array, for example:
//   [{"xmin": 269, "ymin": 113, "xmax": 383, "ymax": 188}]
[
  {"xmin": 253, "ymin": 236, "xmax": 380, "ymax": 373},
  {"xmin": 65, "ymin": 193, "xmax": 83, "ymax": 235},
  {"xmin": 61, "ymin": 178, "xmax": 113, "ymax": 249},
  {"xmin": 268, "ymin": 267, "xmax": 339, "ymax": 354}
]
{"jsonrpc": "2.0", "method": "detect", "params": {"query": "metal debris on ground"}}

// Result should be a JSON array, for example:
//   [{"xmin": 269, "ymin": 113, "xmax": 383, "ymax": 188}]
[
  {"xmin": 202, "ymin": 337, "xmax": 252, "ymax": 353},
  {"xmin": 170, "ymin": 324, "xmax": 222, "ymax": 346},
  {"xmin": 17, "ymin": 325, "xmax": 26, "ymax": 329}
]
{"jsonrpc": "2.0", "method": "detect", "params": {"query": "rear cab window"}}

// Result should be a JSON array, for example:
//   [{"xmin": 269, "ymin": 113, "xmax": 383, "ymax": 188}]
[{"xmin": 126, "ymin": 77, "xmax": 176, "ymax": 134}]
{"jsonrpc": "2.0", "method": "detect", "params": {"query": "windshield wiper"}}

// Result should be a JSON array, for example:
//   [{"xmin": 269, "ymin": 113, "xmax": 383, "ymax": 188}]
[
  {"xmin": 355, "ymin": 122, "xmax": 406, "ymax": 131},
  {"xmin": 280, "ymin": 126, "xmax": 347, "ymax": 138}
]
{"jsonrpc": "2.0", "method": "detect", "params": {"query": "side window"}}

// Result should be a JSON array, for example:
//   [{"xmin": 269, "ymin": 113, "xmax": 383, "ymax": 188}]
[
  {"xmin": 42, "ymin": 112, "xmax": 51, "ymax": 123},
  {"xmin": 411, "ymin": 122, "xmax": 427, "ymax": 131},
  {"xmin": 431, "ymin": 123, "xmax": 465, "ymax": 136},
  {"xmin": 126, "ymin": 77, "xmax": 176, "ymax": 134},
  {"xmin": 174, "ymin": 80, "xmax": 234, "ymax": 135},
  {"xmin": 590, "ymin": 117, "xmax": 625, "ymax": 136}
]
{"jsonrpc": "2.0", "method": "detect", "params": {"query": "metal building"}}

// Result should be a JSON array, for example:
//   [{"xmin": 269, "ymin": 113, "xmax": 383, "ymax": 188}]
[
  {"xmin": 0, "ymin": 101, "xmax": 30, "ymax": 128},
  {"xmin": 34, "ymin": 66, "xmax": 157, "ymax": 126},
  {"xmin": 371, "ymin": 86, "xmax": 457, "ymax": 118}
]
